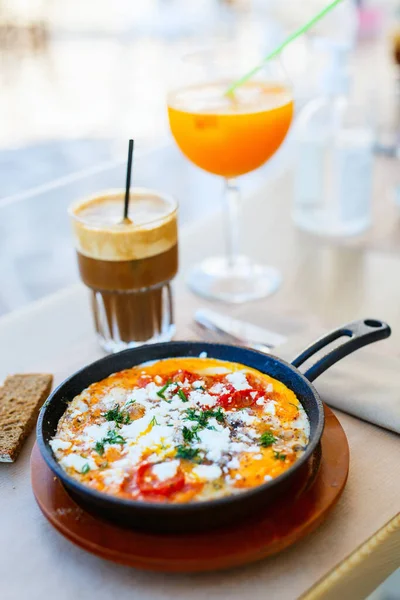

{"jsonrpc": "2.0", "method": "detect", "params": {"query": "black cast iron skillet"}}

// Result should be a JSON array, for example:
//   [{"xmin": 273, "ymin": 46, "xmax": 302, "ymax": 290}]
[{"xmin": 37, "ymin": 318, "xmax": 390, "ymax": 534}]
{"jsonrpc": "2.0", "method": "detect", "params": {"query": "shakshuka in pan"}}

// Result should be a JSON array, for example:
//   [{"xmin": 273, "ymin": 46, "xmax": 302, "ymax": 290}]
[{"xmin": 50, "ymin": 358, "xmax": 310, "ymax": 503}]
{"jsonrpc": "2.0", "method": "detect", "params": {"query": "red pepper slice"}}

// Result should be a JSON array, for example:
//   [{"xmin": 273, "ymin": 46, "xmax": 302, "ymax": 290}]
[
  {"xmin": 137, "ymin": 375, "xmax": 152, "ymax": 388},
  {"xmin": 171, "ymin": 369, "xmax": 198, "ymax": 386},
  {"xmin": 136, "ymin": 462, "xmax": 185, "ymax": 496},
  {"xmin": 217, "ymin": 387, "xmax": 263, "ymax": 410}
]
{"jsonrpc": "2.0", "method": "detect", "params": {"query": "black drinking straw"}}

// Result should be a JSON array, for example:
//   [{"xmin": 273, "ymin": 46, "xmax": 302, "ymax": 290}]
[{"xmin": 123, "ymin": 139, "xmax": 134, "ymax": 221}]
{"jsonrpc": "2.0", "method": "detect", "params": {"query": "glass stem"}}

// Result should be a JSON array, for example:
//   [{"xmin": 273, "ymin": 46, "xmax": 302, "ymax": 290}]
[{"xmin": 224, "ymin": 178, "xmax": 240, "ymax": 268}]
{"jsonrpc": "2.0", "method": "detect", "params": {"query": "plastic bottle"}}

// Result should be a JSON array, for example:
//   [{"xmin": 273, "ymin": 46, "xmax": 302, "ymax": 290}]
[{"xmin": 293, "ymin": 45, "xmax": 374, "ymax": 236}]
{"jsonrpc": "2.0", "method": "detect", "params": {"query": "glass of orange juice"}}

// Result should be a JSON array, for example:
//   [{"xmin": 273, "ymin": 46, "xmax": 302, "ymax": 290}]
[{"xmin": 168, "ymin": 47, "xmax": 293, "ymax": 303}]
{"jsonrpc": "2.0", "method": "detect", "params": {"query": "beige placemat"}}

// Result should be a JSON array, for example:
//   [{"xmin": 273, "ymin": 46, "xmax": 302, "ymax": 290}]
[
  {"xmin": 0, "ymin": 286, "xmax": 398, "ymax": 600},
  {"xmin": 275, "ymin": 325, "xmax": 400, "ymax": 435}
]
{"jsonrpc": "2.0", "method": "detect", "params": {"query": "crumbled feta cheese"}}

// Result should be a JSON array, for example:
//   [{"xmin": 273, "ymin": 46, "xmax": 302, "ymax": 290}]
[
  {"xmin": 263, "ymin": 401, "xmax": 276, "ymax": 416},
  {"xmin": 189, "ymin": 389, "xmax": 217, "ymax": 408},
  {"xmin": 246, "ymin": 429, "xmax": 259, "ymax": 440},
  {"xmin": 101, "ymin": 387, "xmax": 127, "ymax": 408},
  {"xmin": 49, "ymin": 439, "xmax": 71, "ymax": 452},
  {"xmin": 209, "ymin": 383, "xmax": 228, "ymax": 395},
  {"xmin": 237, "ymin": 432, "xmax": 252, "ymax": 443},
  {"xmin": 227, "ymin": 456, "xmax": 240, "ymax": 470},
  {"xmin": 226, "ymin": 371, "xmax": 250, "ymax": 391},
  {"xmin": 267, "ymin": 383, "xmax": 273, "ymax": 393},
  {"xmin": 256, "ymin": 398, "xmax": 265, "ymax": 406},
  {"xmin": 192, "ymin": 464, "xmax": 222, "ymax": 481},
  {"xmin": 145, "ymin": 382, "xmax": 162, "ymax": 401},
  {"xmin": 128, "ymin": 388, "xmax": 148, "ymax": 404},
  {"xmin": 226, "ymin": 411, "xmax": 255, "ymax": 426},
  {"xmin": 206, "ymin": 418, "xmax": 224, "ymax": 432},
  {"xmin": 235, "ymin": 473, "xmax": 242, "ymax": 480},
  {"xmin": 69, "ymin": 409, "xmax": 82, "ymax": 419},
  {"xmin": 192, "ymin": 380, "xmax": 205, "ymax": 389},
  {"xmin": 69, "ymin": 399, "xmax": 89, "ymax": 419},
  {"xmin": 264, "ymin": 474, "xmax": 272, "ymax": 482},
  {"xmin": 84, "ymin": 422, "xmax": 111, "ymax": 442},
  {"xmin": 169, "ymin": 396, "xmax": 188, "ymax": 410},
  {"xmin": 60, "ymin": 454, "xmax": 97, "ymax": 473},
  {"xmin": 196, "ymin": 427, "xmax": 231, "ymax": 462},
  {"xmin": 246, "ymin": 445, "xmax": 260, "ymax": 453},
  {"xmin": 238, "ymin": 411, "xmax": 256, "ymax": 425},
  {"xmin": 199, "ymin": 351, "xmax": 207, "ymax": 358},
  {"xmin": 229, "ymin": 441, "xmax": 248, "ymax": 454},
  {"xmin": 102, "ymin": 467, "xmax": 125, "ymax": 487},
  {"xmin": 253, "ymin": 453, "xmax": 263, "ymax": 460},
  {"xmin": 151, "ymin": 460, "xmax": 179, "ymax": 482},
  {"xmin": 291, "ymin": 406, "xmax": 311, "ymax": 437},
  {"xmin": 120, "ymin": 415, "xmax": 152, "ymax": 440},
  {"xmin": 183, "ymin": 419, "xmax": 199, "ymax": 430},
  {"xmin": 138, "ymin": 425, "xmax": 175, "ymax": 451}
]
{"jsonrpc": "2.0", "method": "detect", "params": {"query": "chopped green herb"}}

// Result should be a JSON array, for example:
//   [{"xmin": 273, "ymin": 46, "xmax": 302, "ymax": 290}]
[
  {"xmin": 213, "ymin": 407, "xmax": 225, "ymax": 423},
  {"xmin": 260, "ymin": 432, "xmax": 276, "ymax": 448},
  {"xmin": 156, "ymin": 380, "xmax": 172, "ymax": 399},
  {"xmin": 182, "ymin": 425, "xmax": 200, "ymax": 443},
  {"xmin": 177, "ymin": 389, "xmax": 188, "ymax": 402},
  {"xmin": 94, "ymin": 429, "xmax": 126, "ymax": 455},
  {"xmin": 104, "ymin": 430, "xmax": 126, "ymax": 445},
  {"xmin": 81, "ymin": 463, "xmax": 90, "ymax": 474},
  {"xmin": 273, "ymin": 451, "xmax": 286, "ymax": 461},
  {"xmin": 103, "ymin": 404, "xmax": 131, "ymax": 426},
  {"xmin": 185, "ymin": 408, "xmax": 199, "ymax": 422},
  {"xmin": 103, "ymin": 405, "xmax": 124, "ymax": 423},
  {"xmin": 149, "ymin": 415, "xmax": 159, "ymax": 427},
  {"xmin": 176, "ymin": 445, "xmax": 200, "ymax": 461},
  {"xmin": 185, "ymin": 407, "xmax": 225, "ymax": 428},
  {"xmin": 95, "ymin": 441, "xmax": 105, "ymax": 456}
]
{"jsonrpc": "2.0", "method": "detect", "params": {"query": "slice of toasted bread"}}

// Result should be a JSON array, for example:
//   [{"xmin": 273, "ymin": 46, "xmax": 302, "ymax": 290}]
[{"xmin": 0, "ymin": 374, "xmax": 53, "ymax": 462}]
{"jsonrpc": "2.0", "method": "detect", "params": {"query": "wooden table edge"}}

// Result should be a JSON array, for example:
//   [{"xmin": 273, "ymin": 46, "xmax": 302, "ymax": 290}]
[{"xmin": 301, "ymin": 513, "xmax": 400, "ymax": 600}]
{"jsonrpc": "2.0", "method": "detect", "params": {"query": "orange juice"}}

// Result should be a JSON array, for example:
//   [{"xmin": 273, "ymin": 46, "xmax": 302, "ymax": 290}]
[{"xmin": 168, "ymin": 80, "xmax": 293, "ymax": 178}]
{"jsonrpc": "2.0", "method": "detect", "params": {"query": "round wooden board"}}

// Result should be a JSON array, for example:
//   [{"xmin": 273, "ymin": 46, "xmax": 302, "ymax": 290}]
[{"xmin": 31, "ymin": 405, "xmax": 349, "ymax": 573}]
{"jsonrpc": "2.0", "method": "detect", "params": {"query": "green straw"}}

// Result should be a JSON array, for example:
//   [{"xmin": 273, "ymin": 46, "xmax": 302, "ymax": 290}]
[{"xmin": 226, "ymin": 0, "xmax": 344, "ymax": 96}]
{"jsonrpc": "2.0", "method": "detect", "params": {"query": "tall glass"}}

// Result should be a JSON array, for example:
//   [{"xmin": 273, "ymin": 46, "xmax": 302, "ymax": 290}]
[
  {"xmin": 168, "ymin": 48, "xmax": 293, "ymax": 303},
  {"xmin": 69, "ymin": 189, "xmax": 178, "ymax": 353}
]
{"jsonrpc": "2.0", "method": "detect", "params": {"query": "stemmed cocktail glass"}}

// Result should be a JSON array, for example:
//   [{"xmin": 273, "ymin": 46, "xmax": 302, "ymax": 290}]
[{"xmin": 168, "ymin": 48, "xmax": 293, "ymax": 303}]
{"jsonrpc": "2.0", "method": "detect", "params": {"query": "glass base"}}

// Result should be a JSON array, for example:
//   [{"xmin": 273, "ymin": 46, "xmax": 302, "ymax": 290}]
[
  {"xmin": 97, "ymin": 324, "xmax": 176, "ymax": 354},
  {"xmin": 90, "ymin": 282, "xmax": 175, "ymax": 354},
  {"xmin": 187, "ymin": 256, "xmax": 281, "ymax": 304},
  {"xmin": 293, "ymin": 210, "xmax": 371, "ymax": 237}
]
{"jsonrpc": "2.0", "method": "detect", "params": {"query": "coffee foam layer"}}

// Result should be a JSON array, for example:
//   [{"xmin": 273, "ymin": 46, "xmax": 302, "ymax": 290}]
[{"xmin": 70, "ymin": 192, "xmax": 178, "ymax": 261}]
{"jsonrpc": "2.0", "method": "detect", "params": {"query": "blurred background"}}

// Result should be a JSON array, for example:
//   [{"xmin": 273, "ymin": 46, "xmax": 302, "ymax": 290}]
[{"xmin": 0, "ymin": 0, "xmax": 400, "ymax": 310}]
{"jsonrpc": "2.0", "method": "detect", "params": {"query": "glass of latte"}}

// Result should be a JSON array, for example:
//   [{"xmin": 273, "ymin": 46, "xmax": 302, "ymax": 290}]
[{"xmin": 69, "ymin": 189, "xmax": 178, "ymax": 353}]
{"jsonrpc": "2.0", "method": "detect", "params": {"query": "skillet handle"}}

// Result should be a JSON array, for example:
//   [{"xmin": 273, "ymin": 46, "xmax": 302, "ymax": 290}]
[{"xmin": 291, "ymin": 319, "xmax": 391, "ymax": 382}]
